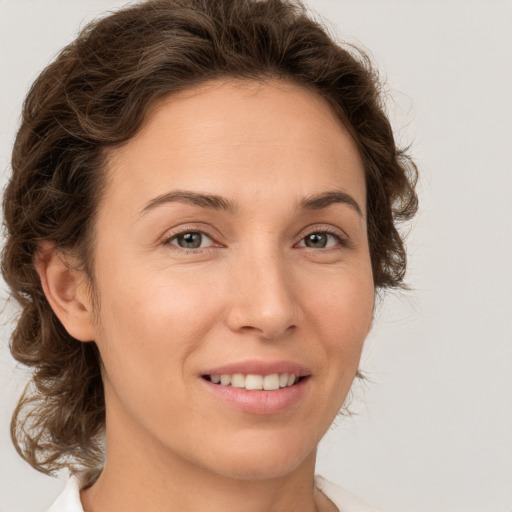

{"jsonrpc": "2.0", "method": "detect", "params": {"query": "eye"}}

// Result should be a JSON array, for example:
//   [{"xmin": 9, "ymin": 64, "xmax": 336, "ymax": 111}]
[
  {"xmin": 297, "ymin": 231, "xmax": 343, "ymax": 249},
  {"xmin": 167, "ymin": 231, "xmax": 214, "ymax": 250}
]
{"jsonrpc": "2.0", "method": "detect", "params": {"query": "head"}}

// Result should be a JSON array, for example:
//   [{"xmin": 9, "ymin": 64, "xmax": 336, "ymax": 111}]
[{"xmin": 2, "ymin": 0, "xmax": 417, "ymax": 486}]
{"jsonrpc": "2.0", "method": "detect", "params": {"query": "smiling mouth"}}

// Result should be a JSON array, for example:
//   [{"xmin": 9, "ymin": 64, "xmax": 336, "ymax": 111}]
[{"xmin": 202, "ymin": 373, "xmax": 307, "ymax": 391}]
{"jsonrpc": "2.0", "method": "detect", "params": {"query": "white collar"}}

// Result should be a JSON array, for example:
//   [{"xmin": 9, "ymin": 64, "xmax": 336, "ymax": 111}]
[{"xmin": 47, "ymin": 474, "xmax": 378, "ymax": 512}]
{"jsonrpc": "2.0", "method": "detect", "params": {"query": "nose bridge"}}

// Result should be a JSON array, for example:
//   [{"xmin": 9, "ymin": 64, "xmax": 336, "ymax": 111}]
[{"xmin": 226, "ymin": 239, "xmax": 298, "ymax": 339}]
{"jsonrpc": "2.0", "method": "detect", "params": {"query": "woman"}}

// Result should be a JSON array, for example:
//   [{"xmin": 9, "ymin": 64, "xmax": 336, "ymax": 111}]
[{"xmin": 1, "ymin": 0, "xmax": 417, "ymax": 510}]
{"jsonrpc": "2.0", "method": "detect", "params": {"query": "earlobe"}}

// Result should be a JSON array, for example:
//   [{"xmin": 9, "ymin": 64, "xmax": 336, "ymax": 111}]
[{"xmin": 35, "ymin": 241, "xmax": 96, "ymax": 342}]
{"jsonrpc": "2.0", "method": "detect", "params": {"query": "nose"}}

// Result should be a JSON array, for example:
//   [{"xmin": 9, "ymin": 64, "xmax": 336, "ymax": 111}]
[{"xmin": 224, "ymin": 251, "xmax": 299, "ymax": 340}]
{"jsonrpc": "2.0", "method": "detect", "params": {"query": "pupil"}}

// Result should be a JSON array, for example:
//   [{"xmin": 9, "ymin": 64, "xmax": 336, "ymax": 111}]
[
  {"xmin": 305, "ymin": 233, "xmax": 327, "ymax": 248},
  {"xmin": 178, "ymin": 232, "xmax": 202, "ymax": 248}
]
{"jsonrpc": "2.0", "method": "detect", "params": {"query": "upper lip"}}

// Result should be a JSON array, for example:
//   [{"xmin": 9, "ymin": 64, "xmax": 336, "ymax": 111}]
[{"xmin": 200, "ymin": 359, "xmax": 312, "ymax": 377}]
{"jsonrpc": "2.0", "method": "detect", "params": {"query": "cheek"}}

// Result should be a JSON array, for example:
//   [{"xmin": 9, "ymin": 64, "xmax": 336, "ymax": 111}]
[
  {"xmin": 91, "ymin": 270, "xmax": 227, "ymax": 437},
  {"xmin": 303, "ymin": 264, "xmax": 374, "ymax": 366},
  {"xmin": 307, "ymin": 260, "xmax": 374, "ymax": 321},
  {"xmin": 93, "ymin": 266, "xmax": 223, "ymax": 390}
]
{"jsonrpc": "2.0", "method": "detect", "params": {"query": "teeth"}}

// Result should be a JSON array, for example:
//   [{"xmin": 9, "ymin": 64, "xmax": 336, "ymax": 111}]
[
  {"xmin": 212, "ymin": 373, "xmax": 300, "ymax": 390},
  {"xmin": 263, "ymin": 374, "xmax": 280, "ymax": 390},
  {"xmin": 245, "ymin": 374, "xmax": 263, "ymax": 390},
  {"xmin": 220, "ymin": 374, "xmax": 231, "ymax": 386},
  {"xmin": 231, "ymin": 374, "xmax": 245, "ymax": 388}
]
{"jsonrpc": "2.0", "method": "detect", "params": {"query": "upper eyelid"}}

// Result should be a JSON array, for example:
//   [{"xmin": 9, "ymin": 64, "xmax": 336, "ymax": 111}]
[
  {"xmin": 295, "ymin": 224, "xmax": 348, "ymax": 242},
  {"xmin": 164, "ymin": 228, "xmax": 218, "ymax": 246},
  {"xmin": 294, "ymin": 230, "xmax": 346, "ymax": 248},
  {"xmin": 166, "ymin": 228, "xmax": 212, "ymax": 239},
  {"xmin": 162, "ymin": 224, "xmax": 219, "ymax": 242}
]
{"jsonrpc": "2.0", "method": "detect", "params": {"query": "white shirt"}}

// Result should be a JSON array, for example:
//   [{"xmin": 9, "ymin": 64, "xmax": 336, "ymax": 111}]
[{"xmin": 46, "ymin": 474, "xmax": 378, "ymax": 512}]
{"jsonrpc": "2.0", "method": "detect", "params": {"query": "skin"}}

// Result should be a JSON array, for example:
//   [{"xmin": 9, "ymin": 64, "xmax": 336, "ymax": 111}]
[{"xmin": 37, "ymin": 79, "xmax": 375, "ymax": 512}]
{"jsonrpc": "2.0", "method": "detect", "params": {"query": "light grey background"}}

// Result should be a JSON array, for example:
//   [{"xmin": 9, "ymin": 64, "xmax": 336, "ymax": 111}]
[{"xmin": 1, "ymin": 1, "xmax": 511, "ymax": 511}]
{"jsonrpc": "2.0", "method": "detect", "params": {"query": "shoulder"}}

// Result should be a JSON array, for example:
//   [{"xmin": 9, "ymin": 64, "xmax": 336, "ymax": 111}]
[
  {"xmin": 46, "ymin": 475, "xmax": 84, "ymax": 512},
  {"xmin": 315, "ymin": 475, "xmax": 379, "ymax": 512}
]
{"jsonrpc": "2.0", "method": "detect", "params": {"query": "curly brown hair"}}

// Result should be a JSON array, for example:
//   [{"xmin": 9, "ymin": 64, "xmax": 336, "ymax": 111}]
[{"xmin": 1, "ymin": 0, "xmax": 417, "ymax": 486}]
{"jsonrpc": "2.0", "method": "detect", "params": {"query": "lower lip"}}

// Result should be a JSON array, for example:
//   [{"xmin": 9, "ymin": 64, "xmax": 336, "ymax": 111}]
[{"xmin": 200, "ymin": 377, "xmax": 309, "ymax": 414}]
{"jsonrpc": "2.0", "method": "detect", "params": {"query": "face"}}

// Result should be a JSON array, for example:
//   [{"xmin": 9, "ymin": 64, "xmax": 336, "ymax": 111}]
[{"xmin": 85, "ymin": 79, "xmax": 374, "ymax": 480}]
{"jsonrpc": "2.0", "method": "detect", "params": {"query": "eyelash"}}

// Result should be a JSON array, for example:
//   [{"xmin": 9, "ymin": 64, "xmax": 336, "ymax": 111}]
[
  {"xmin": 162, "ymin": 229, "xmax": 218, "ymax": 253},
  {"xmin": 162, "ymin": 227, "xmax": 348, "ymax": 253},
  {"xmin": 296, "ymin": 228, "xmax": 347, "ymax": 249}
]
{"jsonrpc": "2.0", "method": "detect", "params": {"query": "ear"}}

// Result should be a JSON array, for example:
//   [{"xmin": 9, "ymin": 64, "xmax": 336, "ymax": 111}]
[{"xmin": 35, "ymin": 241, "xmax": 96, "ymax": 342}]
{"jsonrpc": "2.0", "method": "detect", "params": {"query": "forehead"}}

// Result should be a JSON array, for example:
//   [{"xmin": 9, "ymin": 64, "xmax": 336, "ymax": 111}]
[{"xmin": 102, "ymin": 78, "xmax": 366, "ymax": 218}]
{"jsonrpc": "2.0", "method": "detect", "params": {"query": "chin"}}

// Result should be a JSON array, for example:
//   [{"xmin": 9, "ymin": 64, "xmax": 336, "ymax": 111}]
[{"xmin": 200, "ymin": 433, "xmax": 318, "ymax": 481}]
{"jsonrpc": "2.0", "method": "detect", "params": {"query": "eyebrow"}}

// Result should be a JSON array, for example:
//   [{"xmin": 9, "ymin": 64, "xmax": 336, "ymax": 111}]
[
  {"xmin": 299, "ymin": 190, "xmax": 363, "ymax": 218},
  {"xmin": 140, "ymin": 190, "xmax": 239, "ymax": 215},
  {"xmin": 139, "ymin": 189, "xmax": 363, "ymax": 218}
]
